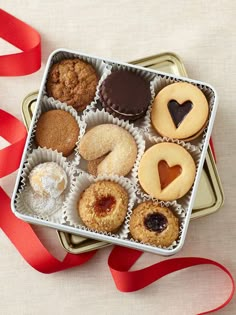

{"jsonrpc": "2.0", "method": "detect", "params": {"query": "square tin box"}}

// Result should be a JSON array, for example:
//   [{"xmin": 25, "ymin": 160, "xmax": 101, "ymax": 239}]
[{"xmin": 11, "ymin": 49, "xmax": 218, "ymax": 255}]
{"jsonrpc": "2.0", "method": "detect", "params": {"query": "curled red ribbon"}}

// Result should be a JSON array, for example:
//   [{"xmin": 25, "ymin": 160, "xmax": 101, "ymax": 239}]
[
  {"xmin": 0, "ymin": 9, "xmax": 234, "ymax": 314},
  {"xmin": 108, "ymin": 246, "xmax": 235, "ymax": 314},
  {"xmin": 0, "ymin": 109, "xmax": 27, "ymax": 177},
  {"xmin": 0, "ymin": 109, "xmax": 96, "ymax": 271},
  {"xmin": 0, "ymin": 9, "xmax": 41, "ymax": 76}
]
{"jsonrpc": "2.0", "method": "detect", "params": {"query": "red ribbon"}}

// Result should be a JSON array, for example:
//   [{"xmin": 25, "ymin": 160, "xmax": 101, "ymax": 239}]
[
  {"xmin": 0, "ymin": 187, "xmax": 96, "ymax": 273},
  {"xmin": 0, "ymin": 109, "xmax": 27, "ymax": 177},
  {"xmin": 108, "ymin": 247, "xmax": 235, "ymax": 314},
  {"xmin": 0, "ymin": 9, "xmax": 41, "ymax": 76},
  {"xmin": 0, "ymin": 9, "xmax": 234, "ymax": 314}
]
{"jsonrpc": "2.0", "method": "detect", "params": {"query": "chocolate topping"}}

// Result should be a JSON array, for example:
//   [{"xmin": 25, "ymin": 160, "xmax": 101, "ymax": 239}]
[
  {"xmin": 100, "ymin": 70, "xmax": 151, "ymax": 116},
  {"xmin": 144, "ymin": 212, "xmax": 168, "ymax": 233},
  {"xmin": 168, "ymin": 100, "xmax": 193, "ymax": 128}
]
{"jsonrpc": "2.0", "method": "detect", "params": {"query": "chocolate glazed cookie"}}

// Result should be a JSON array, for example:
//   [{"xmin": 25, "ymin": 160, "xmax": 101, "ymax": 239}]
[
  {"xmin": 129, "ymin": 201, "xmax": 179, "ymax": 247},
  {"xmin": 99, "ymin": 70, "xmax": 151, "ymax": 120}
]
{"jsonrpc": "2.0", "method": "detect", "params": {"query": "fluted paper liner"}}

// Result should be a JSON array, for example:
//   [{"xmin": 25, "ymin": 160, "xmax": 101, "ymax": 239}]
[
  {"xmin": 76, "ymin": 109, "xmax": 146, "ymax": 181},
  {"xmin": 129, "ymin": 197, "xmax": 186, "ymax": 250},
  {"xmin": 44, "ymin": 50, "xmax": 111, "ymax": 114},
  {"xmin": 142, "ymin": 74, "xmax": 216, "ymax": 148},
  {"xmin": 63, "ymin": 171, "xmax": 136, "ymax": 239},
  {"xmin": 15, "ymin": 148, "xmax": 75, "ymax": 222}
]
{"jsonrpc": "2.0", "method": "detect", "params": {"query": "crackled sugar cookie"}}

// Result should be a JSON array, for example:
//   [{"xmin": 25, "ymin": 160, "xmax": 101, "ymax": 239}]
[
  {"xmin": 151, "ymin": 82, "xmax": 209, "ymax": 140},
  {"xmin": 129, "ymin": 201, "xmax": 179, "ymax": 247},
  {"xmin": 138, "ymin": 142, "xmax": 196, "ymax": 201},
  {"xmin": 78, "ymin": 180, "xmax": 129, "ymax": 232},
  {"xmin": 79, "ymin": 124, "xmax": 137, "ymax": 176}
]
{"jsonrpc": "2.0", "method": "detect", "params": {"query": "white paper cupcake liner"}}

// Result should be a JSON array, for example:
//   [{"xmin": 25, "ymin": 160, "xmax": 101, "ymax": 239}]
[
  {"xmin": 142, "ymin": 74, "xmax": 215, "ymax": 148},
  {"xmin": 63, "ymin": 170, "xmax": 136, "ymax": 239},
  {"xmin": 15, "ymin": 148, "xmax": 75, "ymax": 223},
  {"xmin": 95, "ymin": 63, "xmax": 156, "ymax": 123},
  {"xmin": 76, "ymin": 109, "xmax": 146, "ymax": 182},
  {"xmin": 28, "ymin": 97, "xmax": 86, "ymax": 164},
  {"xmin": 128, "ymin": 198, "xmax": 186, "ymax": 250},
  {"xmin": 42, "ymin": 50, "xmax": 111, "ymax": 114},
  {"xmin": 134, "ymin": 135, "xmax": 201, "ymax": 208}
]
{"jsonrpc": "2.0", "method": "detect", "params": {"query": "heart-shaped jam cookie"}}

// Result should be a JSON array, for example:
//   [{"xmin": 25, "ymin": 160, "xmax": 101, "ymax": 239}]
[
  {"xmin": 167, "ymin": 100, "xmax": 193, "ymax": 128},
  {"xmin": 151, "ymin": 82, "xmax": 209, "ymax": 140},
  {"xmin": 138, "ymin": 142, "xmax": 196, "ymax": 201},
  {"xmin": 158, "ymin": 160, "xmax": 182, "ymax": 190}
]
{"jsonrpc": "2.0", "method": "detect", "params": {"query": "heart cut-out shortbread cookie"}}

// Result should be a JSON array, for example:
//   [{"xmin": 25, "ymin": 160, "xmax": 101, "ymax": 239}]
[
  {"xmin": 151, "ymin": 82, "xmax": 209, "ymax": 140},
  {"xmin": 138, "ymin": 142, "xmax": 196, "ymax": 201}
]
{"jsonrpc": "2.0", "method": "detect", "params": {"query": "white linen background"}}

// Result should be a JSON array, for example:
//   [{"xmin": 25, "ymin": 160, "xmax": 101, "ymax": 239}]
[{"xmin": 0, "ymin": 1, "xmax": 235, "ymax": 314}]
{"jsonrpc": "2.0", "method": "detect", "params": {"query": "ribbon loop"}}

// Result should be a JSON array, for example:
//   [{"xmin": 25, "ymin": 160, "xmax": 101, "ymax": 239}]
[
  {"xmin": 0, "ymin": 9, "xmax": 41, "ymax": 76},
  {"xmin": 0, "ymin": 109, "xmax": 27, "ymax": 178},
  {"xmin": 108, "ymin": 246, "xmax": 235, "ymax": 314}
]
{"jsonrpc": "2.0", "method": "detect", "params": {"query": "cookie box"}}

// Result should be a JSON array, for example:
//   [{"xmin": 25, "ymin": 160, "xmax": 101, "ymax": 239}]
[
  {"xmin": 21, "ymin": 52, "xmax": 224, "ymax": 254},
  {"xmin": 11, "ymin": 48, "xmax": 218, "ymax": 255}
]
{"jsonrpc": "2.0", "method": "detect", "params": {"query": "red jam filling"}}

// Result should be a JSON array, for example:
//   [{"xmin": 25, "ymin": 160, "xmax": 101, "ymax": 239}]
[
  {"xmin": 94, "ymin": 195, "xmax": 116, "ymax": 216},
  {"xmin": 158, "ymin": 160, "xmax": 182, "ymax": 190}
]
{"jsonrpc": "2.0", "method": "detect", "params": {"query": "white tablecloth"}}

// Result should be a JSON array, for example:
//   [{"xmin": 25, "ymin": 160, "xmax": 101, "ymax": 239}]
[{"xmin": 0, "ymin": 1, "xmax": 235, "ymax": 314}]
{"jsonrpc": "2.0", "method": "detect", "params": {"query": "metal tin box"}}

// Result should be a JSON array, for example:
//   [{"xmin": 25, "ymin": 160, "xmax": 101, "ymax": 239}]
[
  {"xmin": 13, "ymin": 49, "xmax": 219, "ymax": 256},
  {"xmin": 21, "ymin": 53, "xmax": 224, "ymax": 254}
]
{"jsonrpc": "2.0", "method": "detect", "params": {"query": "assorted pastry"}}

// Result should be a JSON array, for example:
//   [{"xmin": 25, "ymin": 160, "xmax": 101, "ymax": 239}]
[
  {"xmin": 78, "ymin": 180, "xmax": 129, "ymax": 233},
  {"xmin": 138, "ymin": 142, "xmax": 196, "ymax": 201},
  {"xmin": 35, "ymin": 109, "xmax": 80, "ymax": 156},
  {"xmin": 99, "ymin": 69, "xmax": 151, "ymax": 120},
  {"xmin": 79, "ymin": 124, "xmax": 137, "ymax": 176},
  {"xmin": 17, "ymin": 54, "xmax": 213, "ymax": 250},
  {"xmin": 22, "ymin": 161, "xmax": 68, "ymax": 216},
  {"xmin": 129, "ymin": 201, "xmax": 179, "ymax": 247},
  {"xmin": 151, "ymin": 82, "xmax": 209, "ymax": 140},
  {"xmin": 46, "ymin": 58, "xmax": 99, "ymax": 111}
]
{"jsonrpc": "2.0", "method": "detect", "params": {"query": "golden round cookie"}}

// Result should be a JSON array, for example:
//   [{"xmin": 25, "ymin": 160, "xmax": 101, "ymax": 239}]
[
  {"xmin": 138, "ymin": 142, "xmax": 196, "ymax": 201},
  {"xmin": 46, "ymin": 58, "xmax": 98, "ymax": 111},
  {"xmin": 129, "ymin": 202, "xmax": 179, "ymax": 247},
  {"xmin": 78, "ymin": 181, "xmax": 129, "ymax": 232},
  {"xmin": 35, "ymin": 109, "xmax": 79, "ymax": 156},
  {"xmin": 79, "ymin": 124, "xmax": 137, "ymax": 176},
  {"xmin": 151, "ymin": 82, "xmax": 209, "ymax": 140}
]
